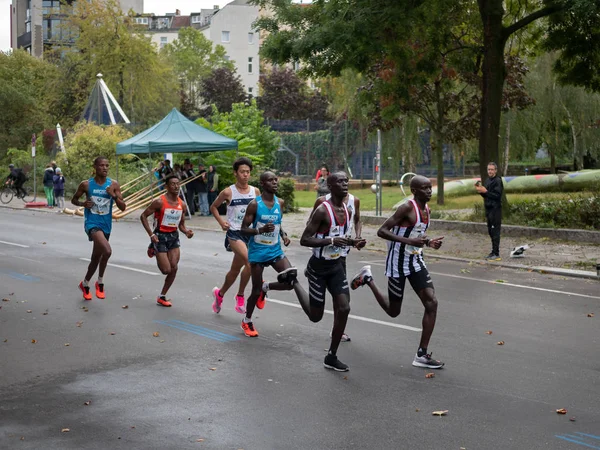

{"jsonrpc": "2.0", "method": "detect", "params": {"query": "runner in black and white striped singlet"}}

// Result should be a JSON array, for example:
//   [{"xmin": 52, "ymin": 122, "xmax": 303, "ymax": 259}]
[{"xmin": 349, "ymin": 175, "xmax": 446, "ymax": 370}]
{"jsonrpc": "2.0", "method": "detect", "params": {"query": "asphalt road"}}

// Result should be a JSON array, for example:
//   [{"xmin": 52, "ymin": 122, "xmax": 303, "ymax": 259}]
[{"xmin": 0, "ymin": 208, "xmax": 599, "ymax": 450}]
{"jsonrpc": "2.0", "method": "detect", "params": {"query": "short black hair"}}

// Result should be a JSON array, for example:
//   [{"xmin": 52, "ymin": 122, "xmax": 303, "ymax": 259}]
[
  {"xmin": 233, "ymin": 157, "xmax": 253, "ymax": 172},
  {"xmin": 164, "ymin": 174, "xmax": 179, "ymax": 185},
  {"xmin": 94, "ymin": 156, "xmax": 108, "ymax": 165}
]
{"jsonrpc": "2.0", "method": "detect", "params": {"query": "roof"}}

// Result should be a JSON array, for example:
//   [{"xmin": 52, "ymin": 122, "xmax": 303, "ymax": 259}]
[
  {"xmin": 116, "ymin": 108, "xmax": 238, "ymax": 154},
  {"xmin": 171, "ymin": 15, "xmax": 191, "ymax": 28}
]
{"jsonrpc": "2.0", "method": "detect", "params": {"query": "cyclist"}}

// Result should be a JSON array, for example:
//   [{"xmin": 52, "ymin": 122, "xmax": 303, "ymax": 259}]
[{"xmin": 6, "ymin": 164, "xmax": 27, "ymax": 198}]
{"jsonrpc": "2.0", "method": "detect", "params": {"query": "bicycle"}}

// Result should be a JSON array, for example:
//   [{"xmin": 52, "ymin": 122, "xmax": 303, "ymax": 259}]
[{"xmin": 0, "ymin": 184, "xmax": 31, "ymax": 204}]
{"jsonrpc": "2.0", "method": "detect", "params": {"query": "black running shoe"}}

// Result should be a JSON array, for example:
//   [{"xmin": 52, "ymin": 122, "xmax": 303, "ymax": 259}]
[
  {"xmin": 324, "ymin": 354, "xmax": 349, "ymax": 372},
  {"xmin": 277, "ymin": 267, "xmax": 298, "ymax": 284}
]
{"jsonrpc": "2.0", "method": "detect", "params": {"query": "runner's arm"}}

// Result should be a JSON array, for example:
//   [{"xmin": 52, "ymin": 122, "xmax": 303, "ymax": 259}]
[
  {"xmin": 140, "ymin": 198, "xmax": 163, "ymax": 242},
  {"xmin": 377, "ymin": 203, "xmax": 426, "ymax": 246},
  {"xmin": 300, "ymin": 205, "xmax": 342, "ymax": 248},
  {"xmin": 71, "ymin": 181, "xmax": 93, "ymax": 208},
  {"xmin": 106, "ymin": 181, "xmax": 126, "ymax": 211},
  {"xmin": 306, "ymin": 196, "xmax": 325, "ymax": 225},
  {"xmin": 278, "ymin": 199, "xmax": 290, "ymax": 245},
  {"xmin": 179, "ymin": 203, "xmax": 194, "ymax": 238},
  {"xmin": 353, "ymin": 197, "xmax": 363, "ymax": 239},
  {"xmin": 209, "ymin": 187, "xmax": 231, "ymax": 229},
  {"xmin": 241, "ymin": 200, "xmax": 259, "ymax": 236}
]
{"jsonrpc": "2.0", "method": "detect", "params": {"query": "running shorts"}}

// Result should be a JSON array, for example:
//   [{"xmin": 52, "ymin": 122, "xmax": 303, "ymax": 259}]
[
  {"xmin": 305, "ymin": 256, "xmax": 349, "ymax": 307},
  {"xmin": 387, "ymin": 268, "xmax": 434, "ymax": 304},
  {"xmin": 86, "ymin": 227, "xmax": 110, "ymax": 242}
]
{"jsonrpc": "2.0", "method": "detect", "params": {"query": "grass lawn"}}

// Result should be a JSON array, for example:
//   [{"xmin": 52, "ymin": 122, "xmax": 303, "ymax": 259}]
[{"xmin": 293, "ymin": 186, "xmax": 589, "ymax": 212}]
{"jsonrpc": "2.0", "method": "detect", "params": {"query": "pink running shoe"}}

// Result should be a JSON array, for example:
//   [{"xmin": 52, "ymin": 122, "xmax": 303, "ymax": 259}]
[
  {"xmin": 235, "ymin": 295, "xmax": 246, "ymax": 314},
  {"xmin": 212, "ymin": 287, "xmax": 223, "ymax": 313}
]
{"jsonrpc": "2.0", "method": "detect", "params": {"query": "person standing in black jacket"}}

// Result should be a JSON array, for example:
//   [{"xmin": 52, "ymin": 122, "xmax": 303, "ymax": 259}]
[{"xmin": 475, "ymin": 162, "xmax": 503, "ymax": 261}]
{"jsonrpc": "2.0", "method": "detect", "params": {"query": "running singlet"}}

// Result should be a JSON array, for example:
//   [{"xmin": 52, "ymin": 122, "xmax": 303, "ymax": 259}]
[
  {"xmin": 84, "ymin": 177, "xmax": 113, "ymax": 234},
  {"xmin": 248, "ymin": 195, "xmax": 283, "ymax": 263},
  {"xmin": 325, "ymin": 193, "xmax": 355, "ymax": 257},
  {"xmin": 312, "ymin": 201, "xmax": 350, "ymax": 260},
  {"xmin": 227, "ymin": 184, "xmax": 256, "ymax": 231},
  {"xmin": 385, "ymin": 199, "xmax": 430, "ymax": 277},
  {"xmin": 155, "ymin": 194, "xmax": 183, "ymax": 233}
]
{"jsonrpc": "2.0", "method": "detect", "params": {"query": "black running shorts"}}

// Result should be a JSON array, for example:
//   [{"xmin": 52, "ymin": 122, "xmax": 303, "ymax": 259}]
[
  {"xmin": 86, "ymin": 227, "xmax": 110, "ymax": 242},
  {"xmin": 388, "ymin": 268, "xmax": 434, "ymax": 304},
  {"xmin": 154, "ymin": 231, "xmax": 180, "ymax": 253},
  {"xmin": 305, "ymin": 256, "xmax": 349, "ymax": 307}
]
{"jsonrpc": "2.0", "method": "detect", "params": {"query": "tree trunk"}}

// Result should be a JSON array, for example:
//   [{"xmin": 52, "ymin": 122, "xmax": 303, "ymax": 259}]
[
  {"xmin": 119, "ymin": 69, "xmax": 125, "ymax": 108},
  {"xmin": 432, "ymin": 129, "xmax": 445, "ymax": 205},
  {"xmin": 563, "ymin": 106, "xmax": 578, "ymax": 170},
  {"xmin": 502, "ymin": 114, "xmax": 510, "ymax": 176},
  {"xmin": 477, "ymin": 0, "xmax": 507, "ymax": 182}
]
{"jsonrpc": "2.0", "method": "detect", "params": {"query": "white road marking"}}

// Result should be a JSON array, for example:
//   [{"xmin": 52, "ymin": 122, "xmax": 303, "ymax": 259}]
[
  {"xmin": 79, "ymin": 258, "xmax": 160, "ymax": 276},
  {"xmin": 362, "ymin": 260, "xmax": 600, "ymax": 300},
  {"xmin": 0, "ymin": 240, "xmax": 30, "ymax": 248},
  {"xmin": 266, "ymin": 298, "xmax": 421, "ymax": 332}
]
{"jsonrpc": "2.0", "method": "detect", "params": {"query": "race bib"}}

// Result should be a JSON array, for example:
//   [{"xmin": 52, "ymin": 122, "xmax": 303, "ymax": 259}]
[
  {"xmin": 323, "ymin": 244, "xmax": 342, "ymax": 260},
  {"xmin": 254, "ymin": 222, "xmax": 280, "ymax": 246},
  {"xmin": 406, "ymin": 224, "xmax": 426, "ymax": 255},
  {"xmin": 90, "ymin": 196, "xmax": 111, "ymax": 215},
  {"xmin": 161, "ymin": 208, "xmax": 182, "ymax": 228}
]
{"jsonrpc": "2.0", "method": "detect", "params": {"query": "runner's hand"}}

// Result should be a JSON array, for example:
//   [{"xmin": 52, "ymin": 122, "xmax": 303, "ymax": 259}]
[
  {"xmin": 185, "ymin": 229, "xmax": 194, "ymax": 239},
  {"xmin": 82, "ymin": 198, "xmax": 94, "ymax": 209},
  {"xmin": 282, "ymin": 234, "xmax": 291, "ymax": 247},
  {"xmin": 150, "ymin": 234, "xmax": 159, "ymax": 243},
  {"xmin": 407, "ymin": 236, "xmax": 428, "ymax": 247},
  {"xmin": 353, "ymin": 238, "xmax": 367, "ymax": 250},
  {"xmin": 221, "ymin": 221, "xmax": 231, "ymax": 231},
  {"xmin": 259, "ymin": 223, "xmax": 275, "ymax": 234},
  {"xmin": 428, "ymin": 236, "xmax": 444, "ymax": 249},
  {"xmin": 332, "ymin": 237, "xmax": 350, "ymax": 247},
  {"xmin": 106, "ymin": 184, "xmax": 117, "ymax": 198}
]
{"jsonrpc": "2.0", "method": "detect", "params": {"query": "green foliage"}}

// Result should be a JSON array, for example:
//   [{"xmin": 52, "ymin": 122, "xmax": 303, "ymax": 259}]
[
  {"xmin": 276, "ymin": 177, "xmax": 297, "ymax": 213},
  {"xmin": 56, "ymin": 123, "xmax": 133, "ymax": 184},
  {"xmin": 199, "ymin": 67, "xmax": 246, "ymax": 117}
]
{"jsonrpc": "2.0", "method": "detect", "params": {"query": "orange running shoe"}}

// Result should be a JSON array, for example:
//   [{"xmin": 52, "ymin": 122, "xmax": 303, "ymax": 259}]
[
  {"xmin": 95, "ymin": 281, "xmax": 105, "ymax": 299},
  {"xmin": 256, "ymin": 284, "xmax": 267, "ymax": 310},
  {"xmin": 241, "ymin": 320, "xmax": 258, "ymax": 337},
  {"xmin": 79, "ymin": 281, "xmax": 92, "ymax": 301},
  {"xmin": 157, "ymin": 297, "xmax": 172, "ymax": 307}
]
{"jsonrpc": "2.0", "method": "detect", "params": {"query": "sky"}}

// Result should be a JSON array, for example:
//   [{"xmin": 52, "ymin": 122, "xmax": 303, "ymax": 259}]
[{"xmin": 0, "ymin": 0, "xmax": 226, "ymax": 53}]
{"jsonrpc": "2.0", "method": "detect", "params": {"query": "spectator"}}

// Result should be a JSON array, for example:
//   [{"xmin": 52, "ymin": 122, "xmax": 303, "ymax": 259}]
[
  {"xmin": 181, "ymin": 161, "xmax": 197, "ymax": 215},
  {"xmin": 315, "ymin": 165, "xmax": 330, "ymax": 198},
  {"xmin": 6, "ymin": 164, "xmax": 27, "ymax": 198},
  {"xmin": 43, "ymin": 163, "xmax": 55, "ymax": 208},
  {"xmin": 53, "ymin": 168, "xmax": 66, "ymax": 210},
  {"xmin": 162, "ymin": 159, "xmax": 173, "ymax": 177},
  {"xmin": 197, "ymin": 163, "xmax": 209, "ymax": 216},
  {"xmin": 207, "ymin": 165, "xmax": 219, "ymax": 213},
  {"xmin": 475, "ymin": 161, "xmax": 503, "ymax": 261},
  {"xmin": 173, "ymin": 163, "xmax": 183, "ymax": 180},
  {"xmin": 154, "ymin": 161, "xmax": 165, "ymax": 190}
]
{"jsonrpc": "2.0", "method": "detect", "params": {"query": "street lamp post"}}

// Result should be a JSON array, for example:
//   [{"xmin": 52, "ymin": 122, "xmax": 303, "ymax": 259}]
[{"xmin": 31, "ymin": 133, "xmax": 37, "ymax": 201}]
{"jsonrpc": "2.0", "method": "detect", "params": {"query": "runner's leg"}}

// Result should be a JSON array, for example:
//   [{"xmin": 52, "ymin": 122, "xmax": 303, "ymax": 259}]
[
  {"xmin": 219, "ymin": 239, "xmax": 248, "ymax": 296},
  {"xmin": 245, "ymin": 263, "xmax": 265, "ymax": 321},
  {"xmin": 329, "ymin": 292, "xmax": 350, "ymax": 355},
  {"xmin": 160, "ymin": 248, "xmax": 180, "ymax": 297},
  {"xmin": 364, "ymin": 276, "xmax": 403, "ymax": 317},
  {"xmin": 415, "ymin": 287, "xmax": 437, "ymax": 351},
  {"xmin": 85, "ymin": 232, "xmax": 111, "ymax": 282}
]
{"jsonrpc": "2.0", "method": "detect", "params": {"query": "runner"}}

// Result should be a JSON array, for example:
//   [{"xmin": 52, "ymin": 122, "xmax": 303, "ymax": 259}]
[
  {"xmin": 140, "ymin": 175, "xmax": 194, "ymax": 307},
  {"xmin": 312, "ymin": 189, "xmax": 365, "ymax": 342},
  {"xmin": 350, "ymin": 175, "xmax": 445, "ymax": 369},
  {"xmin": 299, "ymin": 171, "xmax": 366, "ymax": 372},
  {"xmin": 239, "ymin": 171, "xmax": 305, "ymax": 337},
  {"xmin": 71, "ymin": 156, "xmax": 126, "ymax": 301},
  {"xmin": 209, "ymin": 157, "xmax": 260, "ymax": 315}
]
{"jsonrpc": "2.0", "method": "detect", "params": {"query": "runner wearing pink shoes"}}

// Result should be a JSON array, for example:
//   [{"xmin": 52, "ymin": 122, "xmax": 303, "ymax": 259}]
[{"xmin": 209, "ymin": 158, "xmax": 260, "ymax": 315}]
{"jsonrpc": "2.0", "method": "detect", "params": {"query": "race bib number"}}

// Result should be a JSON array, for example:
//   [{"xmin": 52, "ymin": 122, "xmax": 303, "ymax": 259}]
[
  {"xmin": 406, "ymin": 224, "xmax": 426, "ymax": 255},
  {"xmin": 90, "ymin": 196, "xmax": 111, "ymax": 215},
  {"xmin": 161, "ymin": 208, "xmax": 182, "ymax": 228},
  {"xmin": 254, "ymin": 222, "xmax": 280, "ymax": 246}
]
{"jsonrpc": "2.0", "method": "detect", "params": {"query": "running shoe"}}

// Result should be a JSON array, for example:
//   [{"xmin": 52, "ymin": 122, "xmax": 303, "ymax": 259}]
[
  {"xmin": 412, "ymin": 352, "xmax": 444, "ymax": 369},
  {"xmin": 330, "ymin": 330, "xmax": 351, "ymax": 342},
  {"xmin": 241, "ymin": 320, "xmax": 258, "ymax": 337},
  {"xmin": 277, "ymin": 267, "xmax": 298, "ymax": 284},
  {"xmin": 485, "ymin": 253, "xmax": 501, "ymax": 261},
  {"xmin": 95, "ymin": 281, "xmax": 105, "ymax": 299},
  {"xmin": 323, "ymin": 354, "xmax": 349, "ymax": 372},
  {"xmin": 235, "ymin": 295, "xmax": 246, "ymax": 314},
  {"xmin": 350, "ymin": 265, "xmax": 373, "ymax": 290},
  {"xmin": 147, "ymin": 243, "xmax": 155, "ymax": 258},
  {"xmin": 256, "ymin": 285, "xmax": 267, "ymax": 310},
  {"xmin": 157, "ymin": 296, "xmax": 172, "ymax": 307},
  {"xmin": 79, "ymin": 281, "xmax": 92, "ymax": 301},
  {"xmin": 212, "ymin": 287, "xmax": 223, "ymax": 313}
]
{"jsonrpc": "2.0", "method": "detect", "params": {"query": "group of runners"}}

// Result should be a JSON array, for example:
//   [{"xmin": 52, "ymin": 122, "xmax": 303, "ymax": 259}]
[{"xmin": 72, "ymin": 156, "xmax": 445, "ymax": 372}]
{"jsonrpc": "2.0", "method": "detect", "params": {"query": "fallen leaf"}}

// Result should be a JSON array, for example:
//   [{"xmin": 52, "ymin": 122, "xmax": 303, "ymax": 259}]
[
  {"xmin": 587, "ymin": 313, "xmax": 594, "ymax": 318},
  {"xmin": 131, "ymin": 426, "xmax": 135, "ymax": 429},
  {"xmin": 486, "ymin": 330, "xmax": 493, "ymax": 335},
  {"xmin": 152, "ymin": 332, "xmax": 160, "ymax": 337},
  {"xmin": 31, "ymin": 339, "xmax": 37, "ymax": 344},
  {"xmin": 209, "ymin": 367, "xmax": 216, "ymax": 371},
  {"xmin": 556, "ymin": 408, "xmax": 567, "ymax": 414},
  {"xmin": 497, "ymin": 341, "xmax": 505, "ymax": 345},
  {"xmin": 2, "ymin": 298, "xmax": 9, "ymax": 302},
  {"xmin": 42, "ymin": 312, "xmax": 48, "ymax": 315},
  {"xmin": 213, "ymin": 253, "xmax": 218, "ymax": 256},
  {"xmin": 42, "ymin": 242, "xmax": 46, "ymax": 245},
  {"xmin": 20, "ymin": 436, "xmax": 25, "ymax": 440},
  {"xmin": 460, "ymin": 269, "xmax": 470, "ymax": 274},
  {"xmin": 415, "ymin": 408, "xmax": 420, "ymax": 412},
  {"xmin": 61, "ymin": 428, "xmax": 70, "ymax": 433},
  {"xmin": 9, "ymin": 292, "xmax": 13, "ymax": 295},
  {"xmin": 64, "ymin": 343, "xmax": 70, "ymax": 347},
  {"xmin": 432, "ymin": 410, "xmax": 448, "ymax": 416},
  {"xmin": 76, "ymin": 321, "xmax": 83, "ymax": 327},
  {"xmin": 3, "ymin": 339, "xmax": 7, "ymax": 343},
  {"xmin": 159, "ymin": 340, "xmax": 165, "ymax": 343},
  {"xmin": 26, "ymin": 310, "xmax": 32, "ymax": 313},
  {"xmin": 196, "ymin": 438, "xmax": 205, "ymax": 442},
  {"xmin": 343, "ymin": 376, "xmax": 348, "ymax": 380},
  {"xmin": 495, "ymin": 279, "xmax": 505, "ymax": 283},
  {"xmin": 122, "ymin": 305, "xmax": 129, "ymax": 309},
  {"xmin": 83, "ymin": 401, "xmax": 91, "ymax": 406},
  {"xmin": 570, "ymin": 417, "xmax": 576, "ymax": 422},
  {"xmin": 425, "ymin": 373, "xmax": 435, "ymax": 378},
  {"xmin": 109, "ymin": 332, "xmax": 116, "ymax": 335}
]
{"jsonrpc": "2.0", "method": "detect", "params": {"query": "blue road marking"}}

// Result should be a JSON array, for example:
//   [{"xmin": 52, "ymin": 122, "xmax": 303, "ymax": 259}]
[
  {"xmin": 0, "ymin": 270, "xmax": 40, "ymax": 282},
  {"xmin": 155, "ymin": 319, "xmax": 241, "ymax": 343},
  {"xmin": 555, "ymin": 433, "xmax": 600, "ymax": 449}
]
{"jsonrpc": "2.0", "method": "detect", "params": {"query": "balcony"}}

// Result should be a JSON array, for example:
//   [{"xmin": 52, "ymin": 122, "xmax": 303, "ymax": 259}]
[{"xmin": 17, "ymin": 32, "xmax": 32, "ymax": 49}]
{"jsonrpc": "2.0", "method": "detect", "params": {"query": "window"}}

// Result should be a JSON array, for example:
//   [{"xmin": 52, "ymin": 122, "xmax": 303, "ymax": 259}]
[
  {"xmin": 248, "ymin": 32, "xmax": 254, "ymax": 44},
  {"xmin": 191, "ymin": 15, "xmax": 201, "ymax": 23},
  {"xmin": 160, "ymin": 36, "xmax": 168, "ymax": 48},
  {"xmin": 26, "ymin": 21, "xmax": 31, "ymax": 32},
  {"xmin": 293, "ymin": 61, "xmax": 301, "ymax": 72},
  {"xmin": 221, "ymin": 30, "xmax": 230, "ymax": 42},
  {"xmin": 135, "ymin": 17, "xmax": 149, "ymax": 25},
  {"xmin": 248, "ymin": 57, "xmax": 253, "ymax": 74}
]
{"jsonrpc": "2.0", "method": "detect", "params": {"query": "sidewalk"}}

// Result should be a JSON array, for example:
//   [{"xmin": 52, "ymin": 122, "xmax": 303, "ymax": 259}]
[{"xmin": 2, "ymin": 203, "xmax": 599, "ymax": 280}]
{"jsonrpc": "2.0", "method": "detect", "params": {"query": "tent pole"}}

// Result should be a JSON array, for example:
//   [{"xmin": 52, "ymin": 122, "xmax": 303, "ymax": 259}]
[{"xmin": 179, "ymin": 186, "xmax": 192, "ymax": 220}]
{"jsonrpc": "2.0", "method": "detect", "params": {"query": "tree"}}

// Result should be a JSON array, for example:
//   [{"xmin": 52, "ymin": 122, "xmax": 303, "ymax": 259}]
[
  {"xmin": 199, "ymin": 67, "xmax": 246, "ymax": 117},
  {"xmin": 258, "ymin": 68, "xmax": 329, "ymax": 120},
  {"xmin": 62, "ymin": 0, "xmax": 179, "ymax": 125},
  {"xmin": 163, "ymin": 27, "xmax": 233, "ymax": 114}
]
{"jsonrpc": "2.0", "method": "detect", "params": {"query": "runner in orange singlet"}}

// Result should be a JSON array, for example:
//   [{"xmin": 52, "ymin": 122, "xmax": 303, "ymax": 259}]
[{"xmin": 141, "ymin": 175, "xmax": 194, "ymax": 307}]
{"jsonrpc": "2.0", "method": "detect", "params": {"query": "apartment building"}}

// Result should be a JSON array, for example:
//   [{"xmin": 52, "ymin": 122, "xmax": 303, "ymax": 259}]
[{"xmin": 10, "ymin": 0, "xmax": 143, "ymax": 58}]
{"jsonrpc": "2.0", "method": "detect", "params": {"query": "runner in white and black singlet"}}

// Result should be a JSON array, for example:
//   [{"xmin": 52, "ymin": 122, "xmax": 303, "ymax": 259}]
[
  {"xmin": 299, "ymin": 172, "xmax": 366, "ymax": 372},
  {"xmin": 350, "ymin": 175, "xmax": 446, "ymax": 369}
]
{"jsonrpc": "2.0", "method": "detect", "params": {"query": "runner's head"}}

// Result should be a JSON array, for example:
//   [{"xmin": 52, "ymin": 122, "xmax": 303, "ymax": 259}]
[
  {"xmin": 93, "ymin": 157, "xmax": 109, "ymax": 177},
  {"xmin": 260, "ymin": 171, "xmax": 278, "ymax": 194},
  {"xmin": 328, "ymin": 171, "xmax": 349, "ymax": 199},
  {"xmin": 233, "ymin": 157, "xmax": 252, "ymax": 185},
  {"xmin": 164, "ymin": 174, "xmax": 180, "ymax": 194},
  {"xmin": 410, "ymin": 175, "xmax": 432, "ymax": 203}
]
